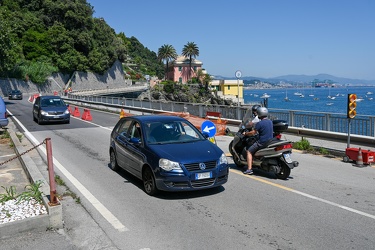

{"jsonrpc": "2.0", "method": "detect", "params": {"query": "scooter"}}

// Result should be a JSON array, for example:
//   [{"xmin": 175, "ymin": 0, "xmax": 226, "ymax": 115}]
[{"xmin": 229, "ymin": 110, "xmax": 299, "ymax": 179}]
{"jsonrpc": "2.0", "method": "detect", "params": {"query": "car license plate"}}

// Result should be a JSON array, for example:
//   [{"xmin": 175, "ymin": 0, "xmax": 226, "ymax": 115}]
[
  {"xmin": 283, "ymin": 153, "xmax": 293, "ymax": 163},
  {"xmin": 195, "ymin": 172, "xmax": 211, "ymax": 180},
  {"xmin": 53, "ymin": 116, "xmax": 60, "ymax": 119}
]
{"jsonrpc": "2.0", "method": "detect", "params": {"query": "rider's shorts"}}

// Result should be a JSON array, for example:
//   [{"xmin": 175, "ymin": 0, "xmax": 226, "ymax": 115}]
[{"xmin": 248, "ymin": 141, "xmax": 262, "ymax": 154}]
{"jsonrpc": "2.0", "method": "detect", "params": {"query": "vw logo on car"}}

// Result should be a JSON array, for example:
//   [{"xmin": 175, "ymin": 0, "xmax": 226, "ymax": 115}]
[{"xmin": 199, "ymin": 163, "xmax": 206, "ymax": 170}]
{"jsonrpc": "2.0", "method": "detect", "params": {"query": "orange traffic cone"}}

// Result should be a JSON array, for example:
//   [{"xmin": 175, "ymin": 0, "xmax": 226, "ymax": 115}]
[
  {"xmin": 28, "ymin": 95, "xmax": 34, "ymax": 102},
  {"xmin": 120, "ymin": 108, "xmax": 125, "ymax": 119},
  {"xmin": 356, "ymin": 147, "xmax": 364, "ymax": 167},
  {"xmin": 73, "ymin": 107, "xmax": 81, "ymax": 117},
  {"xmin": 81, "ymin": 109, "xmax": 93, "ymax": 121}
]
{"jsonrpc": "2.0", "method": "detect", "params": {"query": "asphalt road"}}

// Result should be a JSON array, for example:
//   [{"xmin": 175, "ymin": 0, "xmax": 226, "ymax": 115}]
[{"xmin": 3, "ymin": 98, "xmax": 375, "ymax": 250}]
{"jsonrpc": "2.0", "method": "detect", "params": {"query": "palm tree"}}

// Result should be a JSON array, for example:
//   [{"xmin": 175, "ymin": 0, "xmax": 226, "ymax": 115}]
[
  {"xmin": 182, "ymin": 42, "xmax": 199, "ymax": 81},
  {"xmin": 157, "ymin": 44, "xmax": 177, "ymax": 80}
]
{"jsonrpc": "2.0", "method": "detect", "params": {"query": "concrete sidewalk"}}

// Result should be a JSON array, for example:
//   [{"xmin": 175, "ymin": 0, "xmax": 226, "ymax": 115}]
[{"xmin": 0, "ymin": 118, "xmax": 117, "ymax": 249}]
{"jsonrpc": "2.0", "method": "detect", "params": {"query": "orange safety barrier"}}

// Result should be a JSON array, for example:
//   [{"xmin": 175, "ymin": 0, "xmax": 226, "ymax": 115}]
[
  {"xmin": 81, "ymin": 109, "xmax": 93, "ymax": 121},
  {"xmin": 73, "ymin": 107, "xmax": 81, "ymax": 117},
  {"xmin": 120, "ymin": 108, "xmax": 126, "ymax": 119},
  {"xmin": 29, "ymin": 93, "xmax": 40, "ymax": 103},
  {"xmin": 67, "ymin": 105, "xmax": 72, "ymax": 114}
]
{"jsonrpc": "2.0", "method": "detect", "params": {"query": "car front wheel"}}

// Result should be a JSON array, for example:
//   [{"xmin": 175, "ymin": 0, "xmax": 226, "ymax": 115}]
[{"xmin": 142, "ymin": 167, "xmax": 158, "ymax": 196}]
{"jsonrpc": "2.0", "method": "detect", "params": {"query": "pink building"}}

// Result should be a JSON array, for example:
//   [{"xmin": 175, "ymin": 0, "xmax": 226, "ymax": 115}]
[{"xmin": 166, "ymin": 56, "xmax": 203, "ymax": 83}]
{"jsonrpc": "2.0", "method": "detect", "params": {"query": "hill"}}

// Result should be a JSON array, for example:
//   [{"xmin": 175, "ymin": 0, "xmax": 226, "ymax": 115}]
[{"xmin": 0, "ymin": 0, "xmax": 163, "ymax": 83}]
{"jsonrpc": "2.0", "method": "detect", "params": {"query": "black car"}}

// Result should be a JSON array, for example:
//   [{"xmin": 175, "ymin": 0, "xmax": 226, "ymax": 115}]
[
  {"xmin": 109, "ymin": 115, "xmax": 229, "ymax": 195},
  {"xmin": 8, "ymin": 90, "xmax": 23, "ymax": 100},
  {"xmin": 32, "ymin": 96, "xmax": 70, "ymax": 124}
]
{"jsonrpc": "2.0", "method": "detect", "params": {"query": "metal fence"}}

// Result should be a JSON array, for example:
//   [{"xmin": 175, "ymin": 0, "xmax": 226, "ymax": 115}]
[{"xmin": 67, "ymin": 94, "xmax": 375, "ymax": 137}]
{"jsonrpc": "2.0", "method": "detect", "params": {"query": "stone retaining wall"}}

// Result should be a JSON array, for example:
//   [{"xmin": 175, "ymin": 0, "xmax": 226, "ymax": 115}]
[{"xmin": 0, "ymin": 60, "xmax": 130, "ymax": 97}]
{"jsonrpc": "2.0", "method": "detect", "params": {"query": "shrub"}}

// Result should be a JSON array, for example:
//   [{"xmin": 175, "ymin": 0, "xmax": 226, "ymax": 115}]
[{"xmin": 293, "ymin": 138, "xmax": 312, "ymax": 150}]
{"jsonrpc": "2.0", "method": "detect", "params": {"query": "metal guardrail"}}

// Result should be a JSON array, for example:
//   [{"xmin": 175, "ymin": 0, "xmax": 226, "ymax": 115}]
[{"xmin": 66, "ymin": 93, "xmax": 375, "ymax": 138}]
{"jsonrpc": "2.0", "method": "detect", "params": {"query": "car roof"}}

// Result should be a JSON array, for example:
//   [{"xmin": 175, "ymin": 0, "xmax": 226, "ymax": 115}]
[
  {"xmin": 38, "ymin": 95, "xmax": 62, "ymax": 99},
  {"xmin": 126, "ymin": 115, "xmax": 188, "ymax": 123}
]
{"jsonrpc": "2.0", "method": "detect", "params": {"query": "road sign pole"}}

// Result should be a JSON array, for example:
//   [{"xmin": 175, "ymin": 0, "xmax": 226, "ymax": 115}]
[
  {"xmin": 347, "ymin": 118, "xmax": 351, "ymax": 148},
  {"xmin": 235, "ymin": 70, "xmax": 242, "ymax": 107}
]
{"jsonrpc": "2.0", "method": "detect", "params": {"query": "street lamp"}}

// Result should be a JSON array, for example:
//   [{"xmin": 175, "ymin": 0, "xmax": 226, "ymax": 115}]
[{"xmin": 235, "ymin": 70, "xmax": 242, "ymax": 107}]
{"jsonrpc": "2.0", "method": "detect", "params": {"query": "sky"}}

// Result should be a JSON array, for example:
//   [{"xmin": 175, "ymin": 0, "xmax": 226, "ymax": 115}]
[{"xmin": 87, "ymin": 0, "xmax": 375, "ymax": 80}]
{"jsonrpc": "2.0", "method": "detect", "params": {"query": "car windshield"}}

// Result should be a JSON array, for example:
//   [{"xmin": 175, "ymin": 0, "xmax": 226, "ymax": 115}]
[
  {"xmin": 11, "ymin": 90, "xmax": 21, "ymax": 94},
  {"xmin": 40, "ymin": 98, "xmax": 65, "ymax": 107},
  {"xmin": 145, "ymin": 120, "xmax": 204, "ymax": 144}
]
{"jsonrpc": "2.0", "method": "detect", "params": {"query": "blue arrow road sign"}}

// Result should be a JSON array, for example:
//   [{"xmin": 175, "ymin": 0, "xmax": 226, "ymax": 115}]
[{"xmin": 201, "ymin": 120, "xmax": 216, "ymax": 137}]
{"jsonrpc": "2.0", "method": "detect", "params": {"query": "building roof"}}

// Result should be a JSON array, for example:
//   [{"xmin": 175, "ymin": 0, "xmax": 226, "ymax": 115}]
[{"xmin": 171, "ymin": 56, "xmax": 203, "ymax": 66}]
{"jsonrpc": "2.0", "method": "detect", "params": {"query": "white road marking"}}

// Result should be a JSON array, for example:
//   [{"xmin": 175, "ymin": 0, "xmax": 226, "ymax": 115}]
[
  {"xmin": 10, "ymin": 112, "xmax": 128, "ymax": 232},
  {"xmin": 231, "ymin": 169, "xmax": 375, "ymax": 220}
]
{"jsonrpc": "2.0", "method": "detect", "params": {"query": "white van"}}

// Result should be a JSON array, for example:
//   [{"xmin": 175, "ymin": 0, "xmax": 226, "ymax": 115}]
[{"xmin": 0, "ymin": 97, "xmax": 9, "ymax": 127}]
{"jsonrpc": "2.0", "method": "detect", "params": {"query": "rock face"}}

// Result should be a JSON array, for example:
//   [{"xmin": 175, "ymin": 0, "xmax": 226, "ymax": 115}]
[{"xmin": 138, "ymin": 84, "xmax": 234, "ymax": 106}]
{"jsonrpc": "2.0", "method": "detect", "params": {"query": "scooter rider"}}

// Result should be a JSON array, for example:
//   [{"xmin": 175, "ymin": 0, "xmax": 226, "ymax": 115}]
[
  {"xmin": 243, "ymin": 107, "xmax": 274, "ymax": 175},
  {"xmin": 247, "ymin": 104, "xmax": 260, "ymax": 128}
]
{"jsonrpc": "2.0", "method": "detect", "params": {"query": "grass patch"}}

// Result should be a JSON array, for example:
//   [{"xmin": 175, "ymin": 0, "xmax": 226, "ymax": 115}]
[{"xmin": 0, "ymin": 181, "xmax": 44, "ymax": 204}]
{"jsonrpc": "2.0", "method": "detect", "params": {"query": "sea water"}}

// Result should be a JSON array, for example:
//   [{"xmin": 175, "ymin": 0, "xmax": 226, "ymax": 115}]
[{"xmin": 244, "ymin": 86, "xmax": 375, "ymax": 116}]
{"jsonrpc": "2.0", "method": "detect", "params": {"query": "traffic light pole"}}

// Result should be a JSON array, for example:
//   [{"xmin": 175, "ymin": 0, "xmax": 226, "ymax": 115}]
[{"xmin": 347, "ymin": 118, "xmax": 351, "ymax": 148}]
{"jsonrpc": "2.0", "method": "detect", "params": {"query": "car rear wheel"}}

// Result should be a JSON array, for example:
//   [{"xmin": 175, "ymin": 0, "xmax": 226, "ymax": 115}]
[
  {"xmin": 109, "ymin": 150, "xmax": 119, "ymax": 171},
  {"xmin": 143, "ymin": 167, "xmax": 158, "ymax": 196}
]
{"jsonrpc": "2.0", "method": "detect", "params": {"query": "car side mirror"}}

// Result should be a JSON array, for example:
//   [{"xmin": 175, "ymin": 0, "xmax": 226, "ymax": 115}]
[
  {"xmin": 202, "ymin": 132, "xmax": 209, "ymax": 139},
  {"xmin": 130, "ymin": 137, "xmax": 141, "ymax": 145}
]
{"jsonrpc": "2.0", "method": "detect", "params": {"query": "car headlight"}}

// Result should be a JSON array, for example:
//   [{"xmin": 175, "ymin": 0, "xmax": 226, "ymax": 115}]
[
  {"xmin": 219, "ymin": 153, "xmax": 228, "ymax": 165},
  {"xmin": 159, "ymin": 158, "xmax": 182, "ymax": 172},
  {"xmin": 64, "ymin": 109, "xmax": 70, "ymax": 115},
  {"xmin": 40, "ymin": 110, "xmax": 48, "ymax": 116}
]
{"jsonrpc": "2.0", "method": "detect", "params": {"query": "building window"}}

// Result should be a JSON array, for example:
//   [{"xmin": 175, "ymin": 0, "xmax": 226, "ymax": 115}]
[
  {"xmin": 178, "ymin": 66, "xmax": 182, "ymax": 72},
  {"xmin": 179, "ymin": 77, "xmax": 182, "ymax": 83},
  {"xmin": 193, "ymin": 66, "xmax": 197, "ymax": 71},
  {"xmin": 228, "ymin": 86, "xmax": 230, "ymax": 90}
]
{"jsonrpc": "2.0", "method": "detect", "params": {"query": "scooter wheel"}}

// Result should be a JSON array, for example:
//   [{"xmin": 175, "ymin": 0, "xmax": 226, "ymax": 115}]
[
  {"xmin": 275, "ymin": 162, "xmax": 291, "ymax": 180},
  {"xmin": 228, "ymin": 141, "xmax": 234, "ymax": 156}
]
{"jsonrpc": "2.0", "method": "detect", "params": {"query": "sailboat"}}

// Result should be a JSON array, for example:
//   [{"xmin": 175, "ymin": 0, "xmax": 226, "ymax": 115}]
[
  {"xmin": 327, "ymin": 87, "xmax": 336, "ymax": 99},
  {"xmin": 284, "ymin": 89, "xmax": 291, "ymax": 102}
]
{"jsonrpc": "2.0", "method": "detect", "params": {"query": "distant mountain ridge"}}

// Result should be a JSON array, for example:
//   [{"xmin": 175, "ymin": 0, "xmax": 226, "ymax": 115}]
[{"xmin": 213, "ymin": 73, "xmax": 375, "ymax": 85}]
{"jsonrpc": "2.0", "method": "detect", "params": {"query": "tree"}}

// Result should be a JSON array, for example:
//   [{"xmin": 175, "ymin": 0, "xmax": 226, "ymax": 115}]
[
  {"xmin": 157, "ymin": 44, "xmax": 177, "ymax": 80},
  {"xmin": 182, "ymin": 42, "xmax": 199, "ymax": 81}
]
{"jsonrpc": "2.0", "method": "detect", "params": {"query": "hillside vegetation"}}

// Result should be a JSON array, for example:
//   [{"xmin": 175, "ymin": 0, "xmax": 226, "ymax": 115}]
[{"xmin": 0, "ymin": 0, "xmax": 164, "ymax": 83}]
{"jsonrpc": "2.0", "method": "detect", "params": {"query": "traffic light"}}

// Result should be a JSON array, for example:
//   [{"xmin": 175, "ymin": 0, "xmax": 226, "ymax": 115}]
[{"xmin": 347, "ymin": 94, "xmax": 357, "ymax": 119}]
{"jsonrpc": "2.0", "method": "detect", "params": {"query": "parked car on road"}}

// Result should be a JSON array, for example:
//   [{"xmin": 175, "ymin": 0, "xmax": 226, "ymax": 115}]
[
  {"xmin": 8, "ymin": 90, "xmax": 23, "ymax": 100},
  {"xmin": 0, "ymin": 97, "xmax": 9, "ymax": 128},
  {"xmin": 32, "ymin": 96, "xmax": 70, "ymax": 124},
  {"xmin": 109, "ymin": 115, "xmax": 229, "ymax": 195}
]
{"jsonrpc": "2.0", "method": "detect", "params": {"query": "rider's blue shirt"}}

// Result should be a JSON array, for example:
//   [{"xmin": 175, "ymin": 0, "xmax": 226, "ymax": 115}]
[{"xmin": 255, "ymin": 118, "xmax": 273, "ymax": 144}]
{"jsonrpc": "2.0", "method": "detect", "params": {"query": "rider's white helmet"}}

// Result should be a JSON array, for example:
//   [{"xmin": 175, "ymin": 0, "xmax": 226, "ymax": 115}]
[{"xmin": 257, "ymin": 107, "xmax": 268, "ymax": 118}]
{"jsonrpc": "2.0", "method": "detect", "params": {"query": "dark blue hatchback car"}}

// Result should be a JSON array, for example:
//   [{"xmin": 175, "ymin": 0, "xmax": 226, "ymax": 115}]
[{"xmin": 109, "ymin": 115, "xmax": 229, "ymax": 195}]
